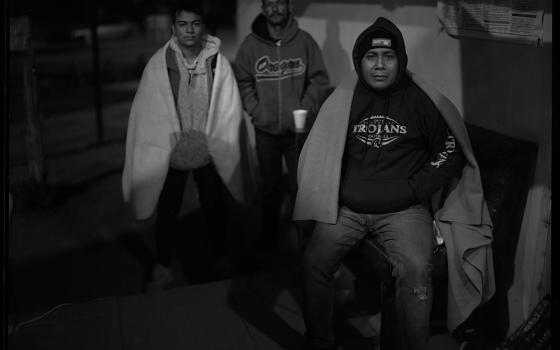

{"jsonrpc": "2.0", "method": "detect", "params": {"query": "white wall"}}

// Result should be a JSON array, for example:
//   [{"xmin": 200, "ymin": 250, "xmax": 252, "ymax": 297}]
[{"xmin": 235, "ymin": 0, "xmax": 551, "ymax": 335}]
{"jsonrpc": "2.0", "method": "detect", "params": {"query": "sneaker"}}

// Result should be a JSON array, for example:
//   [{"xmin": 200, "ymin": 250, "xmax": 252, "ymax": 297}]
[{"xmin": 145, "ymin": 263, "xmax": 175, "ymax": 292}]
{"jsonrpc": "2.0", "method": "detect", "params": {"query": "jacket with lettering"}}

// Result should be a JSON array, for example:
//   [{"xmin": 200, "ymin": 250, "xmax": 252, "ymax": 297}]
[
  {"xmin": 340, "ymin": 17, "xmax": 466, "ymax": 213},
  {"xmin": 234, "ymin": 14, "xmax": 330, "ymax": 135}
]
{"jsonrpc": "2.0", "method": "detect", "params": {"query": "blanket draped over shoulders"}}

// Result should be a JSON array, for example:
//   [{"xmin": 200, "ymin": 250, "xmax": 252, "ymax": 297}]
[
  {"xmin": 122, "ymin": 40, "xmax": 257, "ymax": 220},
  {"xmin": 293, "ymin": 71, "xmax": 496, "ymax": 332}
]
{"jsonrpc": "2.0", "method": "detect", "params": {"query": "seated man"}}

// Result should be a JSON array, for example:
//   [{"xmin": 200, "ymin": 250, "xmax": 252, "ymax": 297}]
[{"xmin": 294, "ymin": 17, "xmax": 495, "ymax": 350}]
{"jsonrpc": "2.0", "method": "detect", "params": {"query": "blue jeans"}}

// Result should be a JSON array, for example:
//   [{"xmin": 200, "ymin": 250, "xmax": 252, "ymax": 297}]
[{"xmin": 302, "ymin": 205, "xmax": 435, "ymax": 349}]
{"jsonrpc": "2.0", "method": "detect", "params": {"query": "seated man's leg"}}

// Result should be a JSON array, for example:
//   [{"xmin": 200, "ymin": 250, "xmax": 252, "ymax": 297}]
[
  {"xmin": 302, "ymin": 207, "xmax": 367, "ymax": 349},
  {"xmin": 372, "ymin": 204, "xmax": 434, "ymax": 350}
]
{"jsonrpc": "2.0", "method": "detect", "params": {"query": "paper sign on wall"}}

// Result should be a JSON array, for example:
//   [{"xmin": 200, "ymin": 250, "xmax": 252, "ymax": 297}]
[{"xmin": 437, "ymin": 0, "xmax": 544, "ymax": 45}]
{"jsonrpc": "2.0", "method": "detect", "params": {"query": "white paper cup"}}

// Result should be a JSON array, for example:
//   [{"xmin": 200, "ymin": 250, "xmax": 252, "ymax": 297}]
[{"xmin": 293, "ymin": 109, "xmax": 308, "ymax": 132}]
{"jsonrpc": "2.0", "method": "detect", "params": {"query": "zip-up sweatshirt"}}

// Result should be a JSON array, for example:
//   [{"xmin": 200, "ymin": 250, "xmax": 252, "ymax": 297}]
[
  {"xmin": 339, "ymin": 17, "xmax": 466, "ymax": 213},
  {"xmin": 234, "ymin": 14, "xmax": 330, "ymax": 135}
]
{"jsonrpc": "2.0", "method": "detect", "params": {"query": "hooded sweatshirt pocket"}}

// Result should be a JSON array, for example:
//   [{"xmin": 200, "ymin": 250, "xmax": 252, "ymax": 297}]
[{"xmin": 339, "ymin": 177, "xmax": 417, "ymax": 214}]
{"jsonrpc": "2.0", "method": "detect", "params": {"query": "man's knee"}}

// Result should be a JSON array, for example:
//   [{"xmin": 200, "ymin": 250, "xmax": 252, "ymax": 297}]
[
  {"xmin": 393, "ymin": 257, "xmax": 433, "ymax": 286},
  {"xmin": 303, "ymin": 244, "xmax": 323, "ymax": 268},
  {"xmin": 302, "ymin": 244, "xmax": 338, "ymax": 277}
]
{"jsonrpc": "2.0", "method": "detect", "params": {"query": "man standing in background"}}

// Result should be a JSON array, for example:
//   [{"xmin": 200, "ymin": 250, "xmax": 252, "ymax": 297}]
[{"xmin": 234, "ymin": 0, "xmax": 330, "ymax": 247}]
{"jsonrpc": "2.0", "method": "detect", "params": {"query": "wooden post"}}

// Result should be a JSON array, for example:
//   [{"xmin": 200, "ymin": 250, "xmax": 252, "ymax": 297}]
[{"xmin": 11, "ymin": 17, "xmax": 46, "ymax": 185}]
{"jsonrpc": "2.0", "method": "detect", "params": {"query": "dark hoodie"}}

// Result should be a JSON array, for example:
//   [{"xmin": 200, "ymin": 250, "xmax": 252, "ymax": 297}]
[
  {"xmin": 234, "ymin": 14, "xmax": 330, "ymax": 135},
  {"xmin": 339, "ymin": 17, "xmax": 465, "ymax": 214}
]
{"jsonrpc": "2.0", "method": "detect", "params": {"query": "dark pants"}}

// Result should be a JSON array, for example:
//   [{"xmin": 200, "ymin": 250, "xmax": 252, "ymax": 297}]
[
  {"xmin": 302, "ymin": 205, "xmax": 434, "ymax": 350},
  {"xmin": 254, "ymin": 129, "xmax": 299, "ymax": 240},
  {"xmin": 155, "ymin": 163, "xmax": 227, "ymax": 267}
]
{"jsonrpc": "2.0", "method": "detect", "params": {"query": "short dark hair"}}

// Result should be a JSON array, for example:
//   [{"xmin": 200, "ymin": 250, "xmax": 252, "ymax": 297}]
[{"xmin": 169, "ymin": 3, "xmax": 206, "ymax": 24}]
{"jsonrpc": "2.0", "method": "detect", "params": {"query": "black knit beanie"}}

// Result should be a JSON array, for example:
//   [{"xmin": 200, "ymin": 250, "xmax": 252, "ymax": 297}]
[{"xmin": 355, "ymin": 29, "xmax": 397, "ymax": 61}]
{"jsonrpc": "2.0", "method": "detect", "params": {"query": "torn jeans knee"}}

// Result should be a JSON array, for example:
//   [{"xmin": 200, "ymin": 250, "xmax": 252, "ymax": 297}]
[{"xmin": 413, "ymin": 286, "xmax": 429, "ymax": 301}]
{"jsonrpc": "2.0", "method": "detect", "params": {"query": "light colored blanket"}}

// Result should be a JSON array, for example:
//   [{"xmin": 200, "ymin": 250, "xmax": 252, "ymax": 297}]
[
  {"xmin": 122, "ymin": 40, "xmax": 249, "ymax": 220},
  {"xmin": 293, "ymin": 72, "xmax": 496, "ymax": 331}
]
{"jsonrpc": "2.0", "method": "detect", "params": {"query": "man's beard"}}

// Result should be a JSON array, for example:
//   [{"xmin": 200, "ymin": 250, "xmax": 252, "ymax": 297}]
[{"xmin": 268, "ymin": 13, "xmax": 288, "ymax": 27}]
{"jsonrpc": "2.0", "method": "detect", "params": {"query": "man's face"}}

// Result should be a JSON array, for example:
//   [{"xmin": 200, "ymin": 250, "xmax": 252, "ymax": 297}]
[
  {"xmin": 171, "ymin": 11, "xmax": 204, "ymax": 50},
  {"xmin": 360, "ymin": 48, "xmax": 398, "ymax": 90},
  {"xmin": 261, "ymin": 0, "xmax": 290, "ymax": 27}
]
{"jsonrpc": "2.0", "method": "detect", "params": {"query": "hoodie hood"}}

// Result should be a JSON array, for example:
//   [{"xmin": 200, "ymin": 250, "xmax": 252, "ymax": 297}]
[
  {"xmin": 352, "ymin": 17, "xmax": 408, "ymax": 92},
  {"xmin": 251, "ymin": 13, "xmax": 299, "ymax": 45}
]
